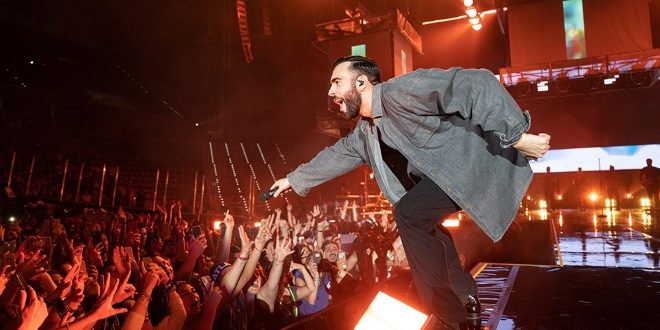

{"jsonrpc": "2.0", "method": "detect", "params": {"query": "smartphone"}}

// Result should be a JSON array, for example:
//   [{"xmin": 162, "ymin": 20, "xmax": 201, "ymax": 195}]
[
  {"xmin": 29, "ymin": 236, "xmax": 51, "ymax": 250},
  {"xmin": 338, "ymin": 251, "xmax": 346, "ymax": 260},
  {"xmin": 123, "ymin": 246, "xmax": 134, "ymax": 259},
  {"xmin": 312, "ymin": 252, "xmax": 322, "ymax": 264}
]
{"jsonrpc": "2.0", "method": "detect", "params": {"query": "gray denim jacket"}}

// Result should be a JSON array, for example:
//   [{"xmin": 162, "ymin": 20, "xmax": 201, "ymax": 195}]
[{"xmin": 288, "ymin": 68, "xmax": 533, "ymax": 242}]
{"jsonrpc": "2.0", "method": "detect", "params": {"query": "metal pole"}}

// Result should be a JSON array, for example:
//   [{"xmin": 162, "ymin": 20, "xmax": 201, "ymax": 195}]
[
  {"xmin": 198, "ymin": 174, "xmax": 205, "ymax": 218},
  {"xmin": 112, "ymin": 166, "xmax": 119, "ymax": 207},
  {"xmin": 25, "ymin": 154, "xmax": 35, "ymax": 195},
  {"xmin": 192, "ymin": 171, "xmax": 198, "ymax": 215},
  {"xmin": 152, "ymin": 169, "xmax": 160, "ymax": 211},
  {"xmin": 7, "ymin": 151, "xmax": 16, "ymax": 187},
  {"xmin": 59, "ymin": 159, "xmax": 69, "ymax": 202},
  {"xmin": 162, "ymin": 170, "xmax": 170, "ymax": 207},
  {"xmin": 98, "ymin": 164, "xmax": 106, "ymax": 206},
  {"xmin": 75, "ymin": 163, "xmax": 85, "ymax": 202}
]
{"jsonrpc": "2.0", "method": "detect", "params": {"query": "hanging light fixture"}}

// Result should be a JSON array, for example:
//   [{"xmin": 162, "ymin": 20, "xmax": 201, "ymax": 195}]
[
  {"xmin": 466, "ymin": 7, "xmax": 478, "ymax": 18},
  {"xmin": 472, "ymin": 23, "xmax": 483, "ymax": 31},
  {"xmin": 463, "ymin": 0, "xmax": 474, "ymax": 6},
  {"xmin": 468, "ymin": 17, "xmax": 480, "ymax": 25}
]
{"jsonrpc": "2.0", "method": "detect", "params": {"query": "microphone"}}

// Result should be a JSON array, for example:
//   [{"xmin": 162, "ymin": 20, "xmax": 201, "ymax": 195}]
[{"xmin": 259, "ymin": 187, "xmax": 278, "ymax": 201}]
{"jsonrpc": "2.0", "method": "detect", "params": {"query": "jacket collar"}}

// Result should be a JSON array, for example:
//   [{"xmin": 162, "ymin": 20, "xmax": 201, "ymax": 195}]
[{"xmin": 370, "ymin": 83, "xmax": 383, "ymax": 119}]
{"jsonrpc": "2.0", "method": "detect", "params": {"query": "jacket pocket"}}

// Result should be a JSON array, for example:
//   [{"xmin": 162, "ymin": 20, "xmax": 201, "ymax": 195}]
[{"xmin": 409, "ymin": 116, "xmax": 441, "ymax": 147}]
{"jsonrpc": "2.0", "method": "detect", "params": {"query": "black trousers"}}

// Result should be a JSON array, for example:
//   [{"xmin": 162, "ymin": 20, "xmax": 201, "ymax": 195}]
[{"xmin": 394, "ymin": 177, "xmax": 478, "ymax": 324}]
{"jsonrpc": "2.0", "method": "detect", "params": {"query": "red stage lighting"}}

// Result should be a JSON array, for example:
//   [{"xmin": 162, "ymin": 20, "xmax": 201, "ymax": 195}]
[{"xmin": 355, "ymin": 292, "xmax": 428, "ymax": 330}]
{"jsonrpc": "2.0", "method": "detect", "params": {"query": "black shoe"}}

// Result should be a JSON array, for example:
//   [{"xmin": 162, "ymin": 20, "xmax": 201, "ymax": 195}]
[{"xmin": 464, "ymin": 295, "xmax": 482, "ymax": 330}]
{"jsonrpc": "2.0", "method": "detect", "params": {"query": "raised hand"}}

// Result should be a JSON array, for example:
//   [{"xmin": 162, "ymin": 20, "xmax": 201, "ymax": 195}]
[
  {"xmin": 254, "ymin": 220, "xmax": 273, "ymax": 251},
  {"xmin": 224, "ymin": 211, "xmax": 235, "ymax": 229},
  {"xmin": 237, "ymin": 225, "xmax": 254, "ymax": 253},
  {"xmin": 311, "ymin": 205, "xmax": 321, "ymax": 218},
  {"xmin": 205, "ymin": 284, "xmax": 225, "ymax": 310},
  {"xmin": 15, "ymin": 286, "xmax": 48, "ymax": 330},
  {"xmin": 15, "ymin": 251, "xmax": 47, "ymax": 280},
  {"xmin": 189, "ymin": 235, "xmax": 208, "ymax": 258},
  {"xmin": 274, "ymin": 236, "xmax": 294, "ymax": 263},
  {"xmin": 112, "ymin": 269, "xmax": 135, "ymax": 304},
  {"xmin": 91, "ymin": 273, "xmax": 129, "ymax": 320}
]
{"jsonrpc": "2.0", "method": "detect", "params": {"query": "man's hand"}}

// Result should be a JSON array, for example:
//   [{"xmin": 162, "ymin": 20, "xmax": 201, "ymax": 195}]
[
  {"xmin": 513, "ymin": 133, "xmax": 551, "ymax": 160},
  {"xmin": 270, "ymin": 178, "xmax": 292, "ymax": 198}
]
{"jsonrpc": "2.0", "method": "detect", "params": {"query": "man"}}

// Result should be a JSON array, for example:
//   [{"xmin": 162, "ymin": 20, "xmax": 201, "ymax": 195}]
[
  {"xmin": 270, "ymin": 56, "xmax": 550, "ymax": 329},
  {"xmin": 640, "ymin": 159, "xmax": 659, "ymax": 209},
  {"xmin": 543, "ymin": 166, "xmax": 557, "ymax": 210}
]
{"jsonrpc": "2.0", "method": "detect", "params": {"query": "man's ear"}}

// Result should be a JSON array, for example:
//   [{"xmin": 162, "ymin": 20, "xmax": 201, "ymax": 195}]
[{"xmin": 355, "ymin": 75, "xmax": 368, "ymax": 89}]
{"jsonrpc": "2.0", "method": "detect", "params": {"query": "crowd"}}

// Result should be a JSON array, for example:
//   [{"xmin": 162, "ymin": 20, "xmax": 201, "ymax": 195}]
[{"xmin": 0, "ymin": 199, "xmax": 404, "ymax": 329}]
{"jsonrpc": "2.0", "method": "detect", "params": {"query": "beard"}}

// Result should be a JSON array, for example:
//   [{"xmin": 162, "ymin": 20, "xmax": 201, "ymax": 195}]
[{"xmin": 341, "ymin": 86, "xmax": 362, "ymax": 120}]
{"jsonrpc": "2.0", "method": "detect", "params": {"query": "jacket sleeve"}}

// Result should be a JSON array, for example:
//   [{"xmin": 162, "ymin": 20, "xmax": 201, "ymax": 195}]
[
  {"xmin": 287, "ymin": 126, "xmax": 365, "ymax": 196},
  {"xmin": 445, "ymin": 68, "xmax": 531, "ymax": 148}
]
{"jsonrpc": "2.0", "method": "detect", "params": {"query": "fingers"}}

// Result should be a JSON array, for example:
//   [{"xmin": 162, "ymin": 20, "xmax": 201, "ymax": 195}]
[{"xmin": 18, "ymin": 289, "xmax": 27, "ymax": 309}]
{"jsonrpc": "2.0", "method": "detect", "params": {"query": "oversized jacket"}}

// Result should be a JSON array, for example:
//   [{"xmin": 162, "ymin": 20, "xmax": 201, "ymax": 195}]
[{"xmin": 288, "ymin": 68, "xmax": 533, "ymax": 242}]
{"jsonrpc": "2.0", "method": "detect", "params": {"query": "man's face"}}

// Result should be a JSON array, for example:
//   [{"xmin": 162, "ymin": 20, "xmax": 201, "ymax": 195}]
[
  {"xmin": 328, "ymin": 62, "xmax": 361, "ymax": 120},
  {"xmin": 323, "ymin": 243, "xmax": 339, "ymax": 263}
]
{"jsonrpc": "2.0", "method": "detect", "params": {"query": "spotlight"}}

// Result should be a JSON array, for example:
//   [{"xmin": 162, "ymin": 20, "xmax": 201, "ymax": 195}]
[
  {"xmin": 468, "ymin": 17, "xmax": 480, "ymax": 25},
  {"xmin": 589, "ymin": 193, "xmax": 599, "ymax": 202},
  {"xmin": 355, "ymin": 292, "xmax": 428, "ymax": 330},
  {"xmin": 8, "ymin": 216, "xmax": 16, "ymax": 222},
  {"xmin": 213, "ymin": 220, "xmax": 222, "ymax": 231},
  {"xmin": 557, "ymin": 195, "xmax": 563, "ymax": 200},
  {"xmin": 466, "ymin": 7, "xmax": 478, "ymax": 18},
  {"xmin": 254, "ymin": 221, "xmax": 261, "ymax": 228},
  {"xmin": 195, "ymin": 123, "xmax": 199, "ymax": 127},
  {"xmin": 463, "ymin": 0, "xmax": 474, "ymax": 7},
  {"xmin": 626, "ymin": 193, "xmax": 632, "ymax": 199},
  {"xmin": 369, "ymin": 172, "xmax": 375, "ymax": 179},
  {"xmin": 471, "ymin": 23, "xmax": 482, "ymax": 31}
]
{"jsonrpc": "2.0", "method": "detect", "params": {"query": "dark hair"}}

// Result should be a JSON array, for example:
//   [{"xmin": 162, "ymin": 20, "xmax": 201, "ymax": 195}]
[{"xmin": 332, "ymin": 56, "xmax": 381, "ymax": 84}]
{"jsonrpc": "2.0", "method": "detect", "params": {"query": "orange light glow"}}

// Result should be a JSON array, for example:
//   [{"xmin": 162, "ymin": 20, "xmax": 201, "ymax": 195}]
[
  {"xmin": 355, "ymin": 292, "xmax": 428, "ymax": 330},
  {"xmin": 466, "ymin": 7, "xmax": 478, "ymax": 18},
  {"xmin": 557, "ymin": 195, "xmax": 563, "ymax": 201},
  {"xmin": 442, "ymin": 219, "xmax": 460, "ymax": 227},
  {"xmin": 254, "ymin": 221, "xmax": 261, "ymax": 228},
  {"xmin": 463, "ymin": 0, "xmax": 474, "ymax": 7},
  {"xmin": 213, "ymin": 220, "xmax": 222, "ymax": 231},
  {"xmin": 558, "ymin": 212, "xmax": 563, "ymax": 227},
  {"xmin": 626, "ymin": 193, "xmax": 632, "ymax": 199},
  {"xmin": 471, "ymin": 23, "xmax": 483, "ymax": 31},
  {"xmin": 589, "ymin": 193, "xmax": 599, "ymax": 202},
  {"xmin": 526, "ymin": 195, "xmax": 532, "ymax": 201},
  {"xmin": 539, "ymin": 200, "xmax": 548, "ymax": 209}
]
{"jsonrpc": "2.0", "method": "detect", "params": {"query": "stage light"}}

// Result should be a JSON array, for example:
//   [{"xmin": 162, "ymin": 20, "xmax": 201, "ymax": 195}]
[
  {"xmin": 526, "ymin": 195, "xmax": 532, "ymax": 200},
  {"xmin": 29, "ymin": 60, "xmax": 34, "ymax": 65},
  {"xmin": 588, "ymin": 193, "xmax": 599, "ymax": 202},
  {"xmin": 213, "ymin": 220, "xmax": 222, "ymax": 231},
  {"xmin": 626, "ymin": 193, "xmax": 632, "ymax": 199},
  {"xmin": 468, "ymin": 17, "xmax": 480, "ymax": 25},
  {"xmin": 355, "ymin": 292, "xmax": 428, "ymax": 330},
  {"xmin": 466, "ymin": 7, "xmax": 478, "ymax": 18},
  {"xmin": 464, "ymin": 0, "xmax": 474, "ymax": 7},
  {"xmin": 557, "ymin": 195, "xmax": 563, "ymax": 200},
  {"xmin": 472, "ymin": 23, "xmax": 482, "ymax": 31},
  {"xmin": 603, "ymin": 77, "xmax": 616, "ymax": 85},
  {"xmin": 254, "ymin": 221, "xmax": 261, "ymax": 228},
  {"xmin": 369, "ymin": 172, "xmax": 375, "ymax": 179},
  {"xmin": 537, "ymin": 81, "xmax": 549, "ymax": 92},
  {"xmin": 195, "ymin": 123, "xmax": 199, "ymax": 127},
  {"xmin": 442, "ymin": 219, "xmax": 460, "ymax": 227},
  {"xmin": 641, "ymin": 198, "xmax": 650, "ymax": 207},
  {"xmin": 8, "ymin": 216, "xmax": 16, "ymax": 222},
  {"xmin": 539, "ymin": 200, "xmax": 548, "ymax": 209}
]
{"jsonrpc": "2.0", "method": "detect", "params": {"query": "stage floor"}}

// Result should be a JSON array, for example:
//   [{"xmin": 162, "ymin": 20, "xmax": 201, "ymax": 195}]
[{"xmin": 475, "ymin": 207, "xmax": 659, "ymax": 329}]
